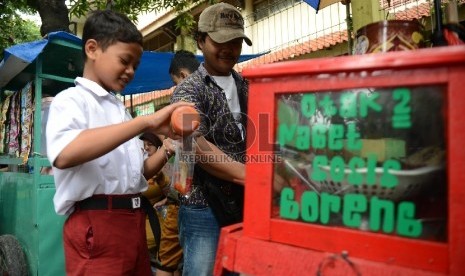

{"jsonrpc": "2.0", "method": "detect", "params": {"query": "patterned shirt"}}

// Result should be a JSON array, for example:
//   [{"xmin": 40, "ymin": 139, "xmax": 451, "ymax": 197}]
[{"xmin": 170, "ymin": 64, "xmax": 248, "ymax": 206}]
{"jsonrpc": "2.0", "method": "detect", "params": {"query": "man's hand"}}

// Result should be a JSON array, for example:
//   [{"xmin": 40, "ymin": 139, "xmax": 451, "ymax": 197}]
[{"xmin": 273, "ymin": 173, "xmax": 289, "ymax": 194}]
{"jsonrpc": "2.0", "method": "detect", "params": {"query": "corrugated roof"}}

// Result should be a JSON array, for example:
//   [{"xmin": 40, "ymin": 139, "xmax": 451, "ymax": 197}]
[
  {"xmin": 392, "ymin": 2, "xmax": 431, "ymax": 20},
  {"xmin": 124, "ymin": 87, "xmax": 173, "ymax": 108}
]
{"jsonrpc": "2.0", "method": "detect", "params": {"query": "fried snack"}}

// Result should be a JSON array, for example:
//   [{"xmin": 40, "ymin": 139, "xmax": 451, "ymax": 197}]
[{"xmin": 403, "ymin": 146, "xmax": 445, "ymax": 168}]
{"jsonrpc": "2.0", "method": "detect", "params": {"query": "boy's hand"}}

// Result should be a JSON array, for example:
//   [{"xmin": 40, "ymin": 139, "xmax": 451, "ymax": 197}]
[
  {"xmin": 145, "ymin": 101, "xmax": 194, "ymax": 139},
  {"xmin": 153, "ymin": 197, "xmax": 168, "ymax": 208},
  {"xmin": 163, "ymin": 138, "xmax": 177, "ymax": 154}
]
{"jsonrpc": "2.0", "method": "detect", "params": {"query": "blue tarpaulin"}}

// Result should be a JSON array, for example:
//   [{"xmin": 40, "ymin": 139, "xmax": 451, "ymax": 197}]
[
  {"xmin": 0, "ymin": 32, "xmax": 82, "ymax": 89},
  {"xmin": 0, "ymin": 31, "xmax": 264, "ymax": 95},
  {"xmin": 122, "ymin": 51, "xmax": 263, "ymax": 95}
]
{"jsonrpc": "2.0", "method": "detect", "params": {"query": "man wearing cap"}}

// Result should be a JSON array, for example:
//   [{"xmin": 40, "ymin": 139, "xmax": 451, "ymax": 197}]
[{"xmin": 170, "ymin": 2, "xmax": 251, "ymax": 275}]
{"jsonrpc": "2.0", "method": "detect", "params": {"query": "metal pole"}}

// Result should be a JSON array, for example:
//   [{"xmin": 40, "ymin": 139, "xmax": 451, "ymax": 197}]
[
  {"xmin": 130, "ymin": 94, "xmax": 134, "ymax": 116},
  {"xmin": 345, "ymin": 1, "xmax": 353, "ymax": 54},
  {"xmin": 431, "ymin": 0, "xmax": 447, "ymax": 46}
]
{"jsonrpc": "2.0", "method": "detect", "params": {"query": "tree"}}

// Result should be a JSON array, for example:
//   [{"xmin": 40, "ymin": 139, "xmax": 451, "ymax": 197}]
[
  {"xmin": 43, "ymin": 0, "xmax": 206, "ymax": 36},
  {"xmin": 67, "ymin": 0, "xmax": 206, "ymax": 35},
  {"xmin": 0, "ymin": 1, "xmax": 41, "ymax": 60},
  {"xmin": 36, "ymin": 0, "xmax": 71, "ymax": 35},
  {"xmin": 0, "ymin": 0, "xmax": 69, "ymax": 40},
  {"xmin": 0, "ymin": 0, "xmax": 210, "ymax": 58}
]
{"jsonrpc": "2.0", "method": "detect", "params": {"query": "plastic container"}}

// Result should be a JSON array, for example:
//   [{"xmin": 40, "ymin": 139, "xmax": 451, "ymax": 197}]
[
  {"xmin": 171, "ymin": 136, "xmax": 196, "ymax": 197},
  {"xmin": 304, "ymin": 165, "xmax": 444, "ymax": 201},
  {"xmin": 354, "ymin": 20, "xmax": 425, "ymax": 55},
  {"xmin": 170, "ymin": 106, "xmax": 200, "ymax": 136}
]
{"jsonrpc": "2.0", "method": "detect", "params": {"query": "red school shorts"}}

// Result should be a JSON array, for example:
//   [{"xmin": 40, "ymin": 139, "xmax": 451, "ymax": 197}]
[{"xmin": 63, "ymin": 208, "xmax": 152, "ymax": 276}]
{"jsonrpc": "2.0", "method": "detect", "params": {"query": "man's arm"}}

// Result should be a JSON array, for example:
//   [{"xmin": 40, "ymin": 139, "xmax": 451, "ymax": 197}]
[{"xmin": 195, "ymin": 136, "xmax": 245, "ymax": 185}]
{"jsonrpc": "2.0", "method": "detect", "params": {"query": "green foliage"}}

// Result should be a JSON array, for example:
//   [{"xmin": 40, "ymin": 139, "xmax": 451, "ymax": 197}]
[
  {"xmin": 0, "ymin": 0, "xmax": 37, "ymax": 15},
  {"xmin": 0, "ymin": 0, "xmax": 216, "ymax": 58},
  {"xmin": 0, "ymin": 4, "xmax": 41, "ymax": 61},
  {"xmin": 68, "ymin": 0, "xmax": 182, "ymax": 22},
  {"xmin": 175, "ymin": 12, "xmax": 196, "ymax": 34},
  {"xmin": 67, "ymin": 0, "xmax": 209, "ymax": 35},
  {"xmin": 172, "ymin": 0, "xmax": 217, "ymax": 34}
]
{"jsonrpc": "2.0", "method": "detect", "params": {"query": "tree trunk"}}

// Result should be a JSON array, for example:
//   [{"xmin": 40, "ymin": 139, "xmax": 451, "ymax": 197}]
[{"xmin": 37, "ymin": 0, "xmax": 70, "ymax": 36}]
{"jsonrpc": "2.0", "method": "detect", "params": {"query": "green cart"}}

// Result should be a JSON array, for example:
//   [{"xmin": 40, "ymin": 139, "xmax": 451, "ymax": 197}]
[{"xmin": 0, "ymin": 32, "xmax": 83, "ymax": 275}]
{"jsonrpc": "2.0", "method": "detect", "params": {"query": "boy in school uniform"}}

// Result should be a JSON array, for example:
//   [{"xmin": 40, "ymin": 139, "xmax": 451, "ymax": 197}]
[{"xmin": 46, "ymin": 9, "xmax": 190, "ymax": 275}]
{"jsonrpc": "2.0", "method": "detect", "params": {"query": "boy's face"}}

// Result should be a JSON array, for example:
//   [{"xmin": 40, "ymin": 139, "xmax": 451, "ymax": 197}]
[
  {"xmin": 85, "ymin": 40, "xmax": 143, "ymax": 92},
  {"xmin": 199, "ymin": 35, "xmax": 242, "ymax": 76}
]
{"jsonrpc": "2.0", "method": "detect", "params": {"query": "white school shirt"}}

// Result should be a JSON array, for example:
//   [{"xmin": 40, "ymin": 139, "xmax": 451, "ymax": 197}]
[{"xmin": 47, "ymin": 77, "xmax": 147, "ymax": 215}]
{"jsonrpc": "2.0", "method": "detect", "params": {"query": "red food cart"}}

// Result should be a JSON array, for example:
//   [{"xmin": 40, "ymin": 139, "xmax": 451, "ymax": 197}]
[{"xmin": 214, "ymin": 45, "xmax": 465, "ymax": 275}]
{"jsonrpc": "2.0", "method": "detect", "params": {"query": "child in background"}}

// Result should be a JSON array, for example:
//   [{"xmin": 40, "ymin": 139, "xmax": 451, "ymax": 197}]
[
  {"xmin": 139, "ymin": 132, "xmax": 175, "ymax": 274},
  {"xmin": 168, "ymin": 50, "xmax": 201, "ymax": 86},
  {"xmin": 150, "ymin": 50, "xmax": 201, "ymax": 276},
  {"xmin": 46, "ymin": 10, "xmax": 190, "ymax": 275}
]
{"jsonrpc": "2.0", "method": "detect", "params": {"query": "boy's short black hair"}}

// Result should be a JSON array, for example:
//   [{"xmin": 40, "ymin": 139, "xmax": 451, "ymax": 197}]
[
  {"xmin": 169, "ymin": 50, "xmax": 200, "ymax": 76},
  {"xmin": 82, "ymin": 10, "xmax": 143, "ymax": 59}
]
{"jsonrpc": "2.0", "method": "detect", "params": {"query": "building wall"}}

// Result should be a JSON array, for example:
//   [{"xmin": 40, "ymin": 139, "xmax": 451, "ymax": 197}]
[
  {"xmin": 242, "ymin": 0, "xmax": 349, "ymax": 55},
  {"xmin": 128, "ymin": 0, "xmax": 465, "ymax": 110}
]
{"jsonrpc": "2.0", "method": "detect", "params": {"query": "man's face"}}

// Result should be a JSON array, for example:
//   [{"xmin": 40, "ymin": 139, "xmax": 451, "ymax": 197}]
[{"xmin": 199, "ymin": 35, "xmax": 242, "ymax": 76}]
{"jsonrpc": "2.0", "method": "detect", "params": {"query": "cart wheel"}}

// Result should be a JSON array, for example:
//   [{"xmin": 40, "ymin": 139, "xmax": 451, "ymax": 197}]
[{"xmin": 0, "ymin": 235, "xmax": 28, "ymax": 276}]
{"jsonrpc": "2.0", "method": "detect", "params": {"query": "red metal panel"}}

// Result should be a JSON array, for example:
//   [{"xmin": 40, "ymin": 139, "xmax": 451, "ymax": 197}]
[
  {"xmin": 269, "ymin": 219, "xmax": 447, "ymax": 272},
  {"xmin": 242, "ymin": 45, "xmax": 465, "ymax": 78},
  {"xmin": 214, "ymin": 223, "xmax": 242, "ymax": 275},
  {"xmin": 216, "ymin": 227, "xmax": 445, "ymax": 276},
  {"xmin": 446, "ymin": 66, "xmax": 465, "ymax": 276},
  {"xmin": 243, "ymin": 83, "xmax": 275, "ymax": 239}
]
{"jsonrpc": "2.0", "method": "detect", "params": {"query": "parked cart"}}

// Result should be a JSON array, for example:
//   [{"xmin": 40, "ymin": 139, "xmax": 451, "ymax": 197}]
[
  {"xmin": 214, "ymin": 45, "xmax": 465, "ymax": 275},
  {"xmin": 0, "ymin": 32, "xmax": 83, "ymax": 275}
]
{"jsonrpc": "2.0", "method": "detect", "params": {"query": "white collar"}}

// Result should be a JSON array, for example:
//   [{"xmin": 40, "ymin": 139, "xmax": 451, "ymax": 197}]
[{"xmin": 75, "ymin": 77, "xmax": 111, "ymax": 97}]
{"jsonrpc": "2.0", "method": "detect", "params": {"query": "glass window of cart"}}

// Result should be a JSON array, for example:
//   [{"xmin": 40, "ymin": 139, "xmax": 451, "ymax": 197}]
[{"xmin": 273, "ymin": 86, "xmax": 447, "ymax": 242}]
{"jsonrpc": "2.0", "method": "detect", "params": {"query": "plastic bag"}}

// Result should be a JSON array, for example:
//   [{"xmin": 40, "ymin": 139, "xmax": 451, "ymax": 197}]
[{"xmin": 171, "ymin": 136, "xmax": 196, "ymax": 198}]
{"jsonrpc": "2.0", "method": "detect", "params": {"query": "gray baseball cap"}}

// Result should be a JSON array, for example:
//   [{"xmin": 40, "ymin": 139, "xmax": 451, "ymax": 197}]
[{"xmin": 198, "ymin": 2, "xmax": 252, "ymax": 46}]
